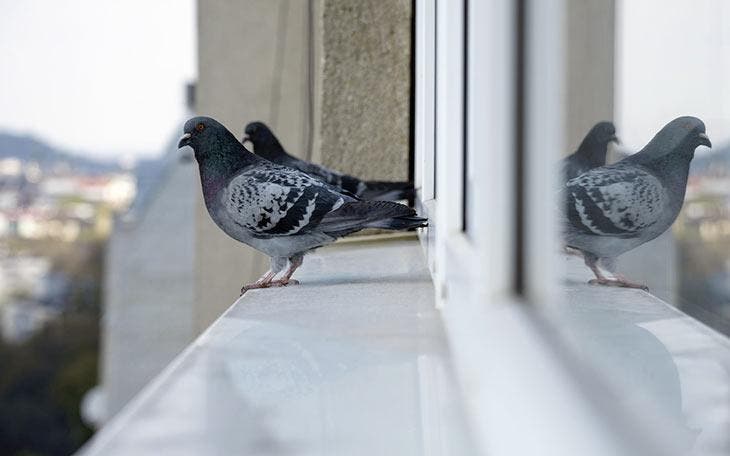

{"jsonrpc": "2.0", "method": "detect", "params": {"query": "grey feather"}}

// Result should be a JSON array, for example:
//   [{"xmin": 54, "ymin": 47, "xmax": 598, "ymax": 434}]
[
  {"xmin": 566, "ymin": 165, "xmax": 667, "ymax": 237},
  {"xmin": 561, "ymin": 121, "xmax": 617, "ymax": 181},
  {"xmin": 243, "ymin": 121, "xmax": 414, "ymax": 200}
]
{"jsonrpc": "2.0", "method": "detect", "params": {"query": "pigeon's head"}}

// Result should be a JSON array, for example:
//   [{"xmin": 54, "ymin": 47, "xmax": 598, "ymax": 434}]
[
  {"xmin": 588, "ymin": 121, "xmax": 619, "ymax": 145},
  {"xmin": 242, "ymin": 121, "xmax": 281, "ymax": 156},
  {"xmin": 178, "ymin": 116, "xmax": 236, "ymax": 159},
  {"xmin": 577, "ymin": 121, "xmax": 618, "ymax": 155},
  {"xmin": 242, "ymin": 121, "xmax": 287, "ymax": 160},
  {"xmin": 243, "ymin": 121, "xmax": 272, "ymax": 141},
  {"xmin": 644, "ymin": 117, "xmax": 712, "ymax": 161}
]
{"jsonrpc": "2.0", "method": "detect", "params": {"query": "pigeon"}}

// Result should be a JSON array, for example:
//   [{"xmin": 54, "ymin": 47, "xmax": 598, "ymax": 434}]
[
  {"xmin": 178, "ymin": 116, "xmax": 427, "ymax": 293},
  {"xmin": 562, "ymin": 121, "xmax": 618, "ymax": 181},
  {"xmin": 563, "ymin": 116, "xmax": 711, "ymax": 290},
  {"xmin": 560, "ymin": 121, "xmax": 618, "ymax": 257},
  {"xmin": 242, "ymin": 121, "xmax": 414, "ymax": 201}
]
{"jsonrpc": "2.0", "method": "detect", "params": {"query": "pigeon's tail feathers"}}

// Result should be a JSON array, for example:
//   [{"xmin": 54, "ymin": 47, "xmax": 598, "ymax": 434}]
[
  {"xmin": 328, "ymin": 200, "xmax": 416, "ymax": 221},
  {"xmin": 318, "ymin": 200, "xmax": 427, "ymax": 237},
  {"xmin": 360, "ymin": 181, "xmax": 414, "ymax": 201},
  {"xmin": 365, "ymin": 215, "xmax": 428, "ymax": 230}
]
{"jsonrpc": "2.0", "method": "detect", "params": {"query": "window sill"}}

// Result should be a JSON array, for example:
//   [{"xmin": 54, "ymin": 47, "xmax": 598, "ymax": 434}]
[
  {"xmin": 78, "ymin": 240, "xmax": 730, "ymax": 455},
  {"xmin": 79, "ymin": 237, "xmax": 476, "ymax": 456},
  {"xmin": 549, "ymin": 254, "xmax": 730, "ymax": 453}
]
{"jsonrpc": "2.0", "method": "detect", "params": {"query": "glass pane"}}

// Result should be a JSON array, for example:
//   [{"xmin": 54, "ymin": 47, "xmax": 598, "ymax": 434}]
[{"xmin": 548, "ymin": 0, "xmax": 730, "ymax": 453}]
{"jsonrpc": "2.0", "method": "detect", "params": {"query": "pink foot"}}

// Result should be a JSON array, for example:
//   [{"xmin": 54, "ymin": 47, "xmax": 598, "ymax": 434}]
[
  {"xmin": 240, "ymin": 280, "xmax": 275, "ymax": 295},
  {"xmin": 270, "ymin": 278, "xmax": 300, "ymax": 287},
  {"xmin": 588, "ymin": 277, "xmax": 648, "ymax": 291},
  {"xmin": 240, "ymin": 278, "xmax": 300, "ymax": 295}
]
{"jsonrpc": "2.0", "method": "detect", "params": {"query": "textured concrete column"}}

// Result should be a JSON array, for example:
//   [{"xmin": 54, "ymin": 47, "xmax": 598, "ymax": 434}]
[
  {"xmin": 195, "ymin": 0, "xmax": 311, "ymax": 329},
  {"xmin": 313, "ymin": 0, "xmax": 412, "ymax": 181}
]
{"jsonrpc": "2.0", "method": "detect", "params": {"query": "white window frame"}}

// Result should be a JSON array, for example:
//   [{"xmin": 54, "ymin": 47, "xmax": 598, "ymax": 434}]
[
  {"xmin": 414, "ymin": 1, "xmax": 671, "ymax": 454},
  {"xmin": 414, "ymin": 0, "xmax": 437, "ymax": 273}
]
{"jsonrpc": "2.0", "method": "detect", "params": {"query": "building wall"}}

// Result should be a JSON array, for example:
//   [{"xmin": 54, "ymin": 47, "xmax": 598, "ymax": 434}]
[
  {"xmin": 101, "ymin": 156, "xmax": 197, "ymax": 420},
  {"xmin": 195, "ymin": 0, "xmax": 311, "ymax": 329},
  {"xmin": 314, "ymin": 0, "xmax": 412, "ymax": 181},
  {"xmin": 194, "ymin": 0, "xmax": 413, "ymax": 329},
  {"xmin": 564, "ymin": 0, "xmax": 615, "ymax": 149}
]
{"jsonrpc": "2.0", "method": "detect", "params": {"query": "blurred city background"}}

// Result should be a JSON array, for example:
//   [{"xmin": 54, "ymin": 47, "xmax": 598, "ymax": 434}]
[
  {"xmin": 0, "ymin": 1, "xmax": 195, "ymax": 454},
  {"xmin": 0, "ymin": 0, "xmax": 728, "ymax": 455}
]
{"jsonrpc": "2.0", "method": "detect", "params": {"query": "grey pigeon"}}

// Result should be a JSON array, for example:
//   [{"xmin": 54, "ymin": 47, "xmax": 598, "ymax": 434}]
[
  {"xmin": 563, "ymin": 116, "xmax": 711, "ymax": 289},
  {"xmin": 178, "ymin": 116, "xmax": 427, "ymax": 293},
  {"xmin": 562, "ymin": 121, "xmax": 618, "ymax": 181},
  {"xmin": 243, "ymin": 121, "xmax": 414, "ymax": 201}
]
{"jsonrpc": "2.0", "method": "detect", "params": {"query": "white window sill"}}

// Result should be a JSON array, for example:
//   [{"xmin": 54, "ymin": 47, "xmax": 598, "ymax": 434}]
[
  {"xmin": 79, "ymin": 236, "xmax": 477, "ymax": 456},
  {"xmin": 78, "ymin": 239, "xmax": 730, "ymax": 455},
  {"xmin": 550, "ymin": 254, "xmax": 730, "ymax": 454}
]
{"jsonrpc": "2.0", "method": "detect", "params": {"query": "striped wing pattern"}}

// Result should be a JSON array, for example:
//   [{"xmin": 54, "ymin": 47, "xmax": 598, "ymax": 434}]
[
  {"xmin": 223, "ymin": 164, "xmax": 345, "ymax": 237},
  {"xmin": 566, "ymin": 165, "xmax": 667, "ymax": 237}
]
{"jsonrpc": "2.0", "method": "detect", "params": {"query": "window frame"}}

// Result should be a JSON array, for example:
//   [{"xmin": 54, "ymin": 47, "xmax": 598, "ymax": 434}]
[{"xmin": 413, "ymin": 1, "xmax": 669, "ymax": 454}]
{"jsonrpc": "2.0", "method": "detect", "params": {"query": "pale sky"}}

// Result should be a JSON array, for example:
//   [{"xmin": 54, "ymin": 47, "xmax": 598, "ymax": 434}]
[
  {"xmin": 0, "ymin": 0, "xmax": 727, "ymax": 160},
  {"xmin": 0, "ymin": 0, "xmax": 195, "ymax": 160},
  {"xmin": 617, "ymin": 0, "xmax": 730, "ymax": 152}
]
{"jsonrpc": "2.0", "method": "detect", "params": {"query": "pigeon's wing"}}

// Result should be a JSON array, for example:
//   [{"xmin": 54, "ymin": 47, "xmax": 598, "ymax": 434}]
[
  {"xmin": 222, "ymin": 165, "xmax": 348, "ymax": 237},
  {"xmin": 293, "ymin": 159, "xmax": 338, "ymax": 183},
  {"xmin": 565, "ymin": 165, "xmax": 668, "ymax": 237},
  {"xmin": 561, "ymin": 154, "xmax": 584, "ymax": 181},
  {"xmin": 288, "ymin": 158, "xmax": 364, "ymax": 196}
]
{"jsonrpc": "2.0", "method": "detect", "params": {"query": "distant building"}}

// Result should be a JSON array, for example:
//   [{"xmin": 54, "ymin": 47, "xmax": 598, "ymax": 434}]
[
  {"xmin": 1, "ymin": 299, "xmax": 58, "ymax": 343},
  {"xmin": 0, "ymin": 158, "xmax": 23, "ymax": 176},
  {"xmin": 97, "ymin": 141, "xmax": 197, "ymax": 423},
  {"xmin": 40, "ymin": 173, "xmax": 136, "ymax": 209}
]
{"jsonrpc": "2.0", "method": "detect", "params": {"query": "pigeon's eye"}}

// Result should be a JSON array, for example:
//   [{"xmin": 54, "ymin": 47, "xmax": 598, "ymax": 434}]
[{"xmin": 195, "ymin": 123, "xmax": 205, "ymax": 132}]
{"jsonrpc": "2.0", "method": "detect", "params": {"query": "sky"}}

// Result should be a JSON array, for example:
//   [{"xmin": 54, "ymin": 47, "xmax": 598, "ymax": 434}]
[
  {"xmin": 617, "ymin": 0, "xmax": 730, "ymax": 152},
  {"xmin": 0, "ymin": 0, "xmax": 728, "ymax": 161},
  {"xmin": 0, "ymin": 0, "xmax": 195, "ymax": 160}
]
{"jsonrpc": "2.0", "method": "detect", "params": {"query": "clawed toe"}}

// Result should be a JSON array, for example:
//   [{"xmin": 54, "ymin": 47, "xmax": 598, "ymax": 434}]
[
  {"xmin": 271, "ymin": 278, "xmax": 300, "ymax": 287},
  {"xmin": 588, "ymin": 278, "xmax": 648, "ymax": 291},
  {"xmin": 239, "ymin": 278, "xmax": 300, "ymax": 294},
  {"xmin": 240, "ymin": 281, "xmax": 271, "ymax": 295}
]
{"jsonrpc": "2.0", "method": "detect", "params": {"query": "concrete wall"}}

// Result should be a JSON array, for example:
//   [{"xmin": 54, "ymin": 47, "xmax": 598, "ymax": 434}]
[
  {"xmin": 564, "ymin": 0, "xmax": 615, "ymax": 150},
  {"xmin": 195, "ymin": 0, "xmax": 312, "ymax": 329},
  {"xmin": 101, "ymin": 155, "xmax": 197, "ymax": 420},
  {"xmin": 194, "ymin": 0, "xmax": 413, "ymax": 328},
  {"xmin": 313, "ymin": 0, "xmax": 412, "ymax": 181}
]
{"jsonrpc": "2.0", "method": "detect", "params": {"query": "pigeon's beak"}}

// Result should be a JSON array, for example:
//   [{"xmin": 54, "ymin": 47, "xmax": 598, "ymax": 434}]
[
  {"xmin": 178, "ymin": 132, "xmax": 192, "ymax": 148},
  {"xmin": 610, "ymin": 134, "xmax": 620, "ymax": 145},
  {"xmin": 698, "ymin": 132, "xmax": 712, "ymax": 148}
]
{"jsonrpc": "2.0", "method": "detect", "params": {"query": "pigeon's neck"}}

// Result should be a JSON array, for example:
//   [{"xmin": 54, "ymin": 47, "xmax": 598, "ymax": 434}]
[
  {"xmin": 256, "ymin": 137, "xmax": 293, "ymax": 162},
  {"xmin": 197, "ymin": 146, "xmax": 260, "ymax": 204},
  {"xmin": 642, "ymin": 152, "xmax": 693, "ymax": 206},
  {"xmin": 575, "ymin": 140, "xmax": 607, "ymax": 168}
]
